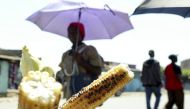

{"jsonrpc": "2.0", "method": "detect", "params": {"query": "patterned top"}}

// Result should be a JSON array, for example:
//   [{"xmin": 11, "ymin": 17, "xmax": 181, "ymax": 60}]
[{"xmin": 59, "ymin": 43, "xmax": 103, "ymax": 76}]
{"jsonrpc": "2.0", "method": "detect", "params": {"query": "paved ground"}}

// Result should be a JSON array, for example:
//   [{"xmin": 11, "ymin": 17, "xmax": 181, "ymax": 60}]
[{"xmin": 0, "ymin": 90, "xmax": 190, "ymax": 109}]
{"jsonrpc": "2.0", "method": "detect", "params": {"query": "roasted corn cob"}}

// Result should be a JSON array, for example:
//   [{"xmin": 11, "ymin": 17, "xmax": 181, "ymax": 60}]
[
  {"xmin": 18, "ymin": 46, "xmax": 62, "ymax": 109},
  {"xmin": 62, "ymin": 64, "xmax": 134, "ymax": 109}
]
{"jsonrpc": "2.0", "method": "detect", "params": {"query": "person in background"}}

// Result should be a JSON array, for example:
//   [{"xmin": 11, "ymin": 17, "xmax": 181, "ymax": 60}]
[
  {"xmin": 15, "ymin": 67, "xmax": 22, "ymax": 89},
  {"xmin": 164, "ymin": 54, "xmax": 184, "ymax": 109},
  {"xmin": 141, "ymin": 50, "xmax": 162, "ymax": 109},
  {"xmin": 59, "ymin": 22, "xmax": 103, "ymax": 100}
]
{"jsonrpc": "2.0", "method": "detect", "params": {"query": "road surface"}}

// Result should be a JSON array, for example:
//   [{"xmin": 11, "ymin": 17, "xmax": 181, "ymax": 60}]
[{"xmin": 0, "ymin": 90, "xmax": 190, "ymax": 109}]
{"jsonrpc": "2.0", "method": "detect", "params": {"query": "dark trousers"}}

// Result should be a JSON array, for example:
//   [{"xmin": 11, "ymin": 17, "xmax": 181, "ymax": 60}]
[
  {"xmin": 71, "ymin": 74, "xmax": 94, "ymax": 95},
  {"xmin": 145, "ymin": 86, "xmax": 161, "ymax": 109},
  {"xmin": 165, "ymin": 89, "xmax": 184, "ymax": 109}
]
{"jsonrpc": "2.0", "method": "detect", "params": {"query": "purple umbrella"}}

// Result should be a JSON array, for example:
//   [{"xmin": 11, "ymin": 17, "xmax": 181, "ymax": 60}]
[{"xmin": 27, "ymin": 1, "xmax": 133, "ymax": 40}]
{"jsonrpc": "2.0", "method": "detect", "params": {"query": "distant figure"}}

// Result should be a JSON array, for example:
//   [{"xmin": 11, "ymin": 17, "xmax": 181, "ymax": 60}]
[
  {"xmin": 141, "ymin": 50, "xmax": 162, "ymax": 109},
  {"xmin": 59, "ymin": 22, "xmax": 103, "ymax": 100},
  {"xmin": 15, "ymin": 67, "xmax": 22, "ymax": 89},
  {"xmin": 164, "ymin": 54, "xmax": 184, "ymax": 109}
]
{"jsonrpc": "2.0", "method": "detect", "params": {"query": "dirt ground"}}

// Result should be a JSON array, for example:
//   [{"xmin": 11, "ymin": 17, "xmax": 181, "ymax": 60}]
[{"xmin": 0, "ymin": 89, "xmax": 190, "ymax": 109}]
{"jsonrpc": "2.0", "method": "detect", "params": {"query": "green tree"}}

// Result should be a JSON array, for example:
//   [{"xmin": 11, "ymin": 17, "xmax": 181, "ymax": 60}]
[{"xmin": 182, "ymin": 68, "xmax": 190, "ymax": 76}]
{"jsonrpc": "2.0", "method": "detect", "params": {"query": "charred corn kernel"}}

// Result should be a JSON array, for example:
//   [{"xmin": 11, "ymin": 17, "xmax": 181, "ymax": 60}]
[{"xmin": 62, "ymin": 64, "xmax": 134, "ymax": 109}]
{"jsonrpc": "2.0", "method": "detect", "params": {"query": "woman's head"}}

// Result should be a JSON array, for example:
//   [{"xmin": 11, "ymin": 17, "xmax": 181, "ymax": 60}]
[
  {"xmin": 169, "ymin": 54, "xmax": 177, "ymax": 63},
  {"xmin": 68, "ymin": 22, "xmax": 85, "ymax": 44}
]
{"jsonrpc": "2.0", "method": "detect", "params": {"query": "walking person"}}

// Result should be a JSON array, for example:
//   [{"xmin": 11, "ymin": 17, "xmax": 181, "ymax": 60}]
[
  {"xmin": 141, "ymin": 50, "xmax": 162, "ymax": 109},
  {"xmin": 59, "ymin": 22, "xmax": 103, "ymax": 100},
  {"xmin": 164, "ymin": 54, "xmax": 184, "ymax": 109}
]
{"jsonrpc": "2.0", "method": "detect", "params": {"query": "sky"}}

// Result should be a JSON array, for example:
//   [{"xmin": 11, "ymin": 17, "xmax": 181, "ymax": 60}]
[{"xmin": 1, "ymin": 0, "xmax": 190, "ymax": 71}]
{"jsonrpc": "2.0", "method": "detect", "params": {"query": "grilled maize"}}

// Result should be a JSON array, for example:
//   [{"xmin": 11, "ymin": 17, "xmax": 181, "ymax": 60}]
[
  {"xmin": 62, "ymin": 64, "xmax": 134, "ymax": 109},
  {"xmin": 18, "ymin": 46, "xmax": 62, "ymax": 109}
]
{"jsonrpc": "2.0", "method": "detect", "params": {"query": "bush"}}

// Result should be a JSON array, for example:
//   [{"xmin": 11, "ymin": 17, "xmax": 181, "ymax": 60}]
[{"xmin": 182, "ymin": 69, "xmax": 190, "ymax": 76}]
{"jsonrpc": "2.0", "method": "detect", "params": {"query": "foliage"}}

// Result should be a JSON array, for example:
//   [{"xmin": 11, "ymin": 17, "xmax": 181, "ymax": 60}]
[
  {"xmin": 160, "ymin": 66, "xmax": 165, "ymax": 73},
  {"xmin": 182, "ymin": 68, "xmax": 190, "ymax": 76}
]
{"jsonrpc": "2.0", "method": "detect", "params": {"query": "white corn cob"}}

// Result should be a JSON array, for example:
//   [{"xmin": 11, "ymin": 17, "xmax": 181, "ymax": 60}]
[
  {"xmin": 18, "ymin": 71, "xmax": 62, "ymax": 109},
  {"xmin": 62, "ymin": 64, "xmax": 134, "ymax": 109},
  {"xmin": 18, "ymin": 46, "xmax": 62, "ymax": 109}
]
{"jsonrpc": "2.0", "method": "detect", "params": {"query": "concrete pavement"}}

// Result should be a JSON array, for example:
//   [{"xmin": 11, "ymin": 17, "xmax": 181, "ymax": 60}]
[
  {"xmin": 0, "ymin": 90, "xmax": 190, "ymax": 109},
  {"xmin": 97, "ymin": 92, "xmax": 146, "ymax": 109},
  {"xmin": 97, "ymin": 91, "xmax": 190, "ymax": 109}
]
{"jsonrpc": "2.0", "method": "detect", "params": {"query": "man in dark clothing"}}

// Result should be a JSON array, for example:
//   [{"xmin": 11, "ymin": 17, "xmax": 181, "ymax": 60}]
[{"xmin": 141, "ymin": 50, "xmax": 162, "ymax": 109}]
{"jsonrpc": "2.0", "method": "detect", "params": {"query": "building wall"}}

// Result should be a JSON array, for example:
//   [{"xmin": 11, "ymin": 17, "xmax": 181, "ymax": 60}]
[
  {"xmin": 0, "ymin": 60, "xmax": 9, "ymax": 94},
  {"xmin": 181, "ymin": 58, "xmax": 190, "ymax": 69},
  {"xmin": 0, "ymin": 59, "xmax": 21, "ymax": 91}
]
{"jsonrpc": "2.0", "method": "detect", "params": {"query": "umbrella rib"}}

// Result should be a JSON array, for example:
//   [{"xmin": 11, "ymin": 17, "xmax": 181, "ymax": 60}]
[
  {"xmin": 41, "ymin": 12, "xmax": 61, "ymax": 31},
  {"xmin": 42, "ymin": 10, "xmax": 74, "ymax": 32},
  {"xmin": 97, "ymin": 12, "xmax": 132, "ymax": 39},
  {"xmin": 84, "ymin": 8, "xmax": 112, "ymax": 39},
  {"xmin": 83, "ymin": 8, "xmax": 132, "ymax": 39}
]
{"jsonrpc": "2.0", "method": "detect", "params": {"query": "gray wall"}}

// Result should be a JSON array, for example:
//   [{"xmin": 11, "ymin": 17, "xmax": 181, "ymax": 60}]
[{"xmin": 181, "ymin": 58, "xmax": 190, "ymax": 69}]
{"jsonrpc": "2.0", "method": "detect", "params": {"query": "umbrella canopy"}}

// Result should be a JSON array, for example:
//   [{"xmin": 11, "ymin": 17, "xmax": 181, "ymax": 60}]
[
  {"xmin": 133, "ymin": 0, "xmax": 190, "ymax": 18},
  {"xmin": 26, "ymin": 1, "xmax": 133, "ymax": 40}
]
